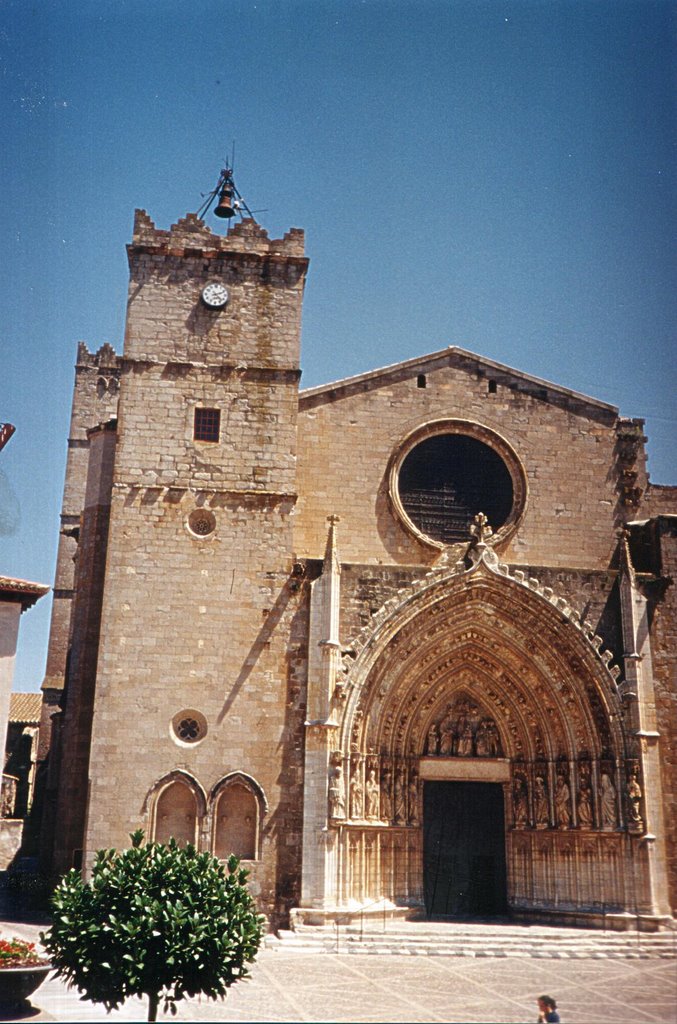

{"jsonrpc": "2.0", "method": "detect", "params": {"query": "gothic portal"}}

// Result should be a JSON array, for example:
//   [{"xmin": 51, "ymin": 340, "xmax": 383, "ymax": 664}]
[{"xmin": 34, "ymin": 203, "xmax": 676, "ymax": 931}]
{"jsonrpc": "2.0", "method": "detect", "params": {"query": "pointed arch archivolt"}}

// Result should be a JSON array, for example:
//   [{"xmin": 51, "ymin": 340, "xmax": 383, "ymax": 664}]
[{"xmin": 338, "ymin": 557, "xmax": 625, "ymax": 764}]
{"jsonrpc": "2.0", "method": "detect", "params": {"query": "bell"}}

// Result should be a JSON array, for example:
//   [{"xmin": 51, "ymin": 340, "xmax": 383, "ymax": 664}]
[{"xmin": 214, "ymin": 182, "xmax": 236, "ymax": 219}]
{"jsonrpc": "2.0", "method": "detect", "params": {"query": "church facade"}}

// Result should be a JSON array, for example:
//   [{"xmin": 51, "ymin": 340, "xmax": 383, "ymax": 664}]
[{"xmin": 36, "ymin": 207, "xmax": 676, "ymax": 929}]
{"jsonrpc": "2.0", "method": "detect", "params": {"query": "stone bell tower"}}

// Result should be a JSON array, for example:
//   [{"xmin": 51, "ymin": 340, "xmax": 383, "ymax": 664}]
[{"xmin": 65, "ymin": 208, "xmax": 309, "ymax": 917}]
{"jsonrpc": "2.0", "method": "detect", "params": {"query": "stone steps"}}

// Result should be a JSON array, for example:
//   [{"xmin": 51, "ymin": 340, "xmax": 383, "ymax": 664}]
[{"xmin": 267, "ymin": 922, "xmax": 677, "ymax": 959}]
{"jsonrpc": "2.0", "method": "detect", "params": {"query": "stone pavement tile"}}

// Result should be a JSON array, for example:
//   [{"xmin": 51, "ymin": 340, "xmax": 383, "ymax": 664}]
[
  {"xmin": 318, "ymin": 960, "xmax": 451, "ymax": 1023},
  {"xmin": 11, "ymin": 949, "xmax": 677, "ymax": 1023},
  {"xmin": 416, "ymin": 955, "xmax": 672, "ymax": 1024}
]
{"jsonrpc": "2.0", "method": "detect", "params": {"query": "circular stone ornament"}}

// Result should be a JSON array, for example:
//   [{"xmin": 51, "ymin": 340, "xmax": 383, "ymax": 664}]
[
  {"xmin": 186, "ymin": 508, "xmax": 216, "ymax": 538},
  {"xmin": 171, "ymin": 709, "xmax": 208, "ymax": 746}
]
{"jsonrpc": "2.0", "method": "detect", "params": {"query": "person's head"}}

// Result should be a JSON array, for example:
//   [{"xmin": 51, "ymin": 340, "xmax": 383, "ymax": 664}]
[{"xmin": 538, "ymin": 995, "xmax": 557, "ymax": 1013}]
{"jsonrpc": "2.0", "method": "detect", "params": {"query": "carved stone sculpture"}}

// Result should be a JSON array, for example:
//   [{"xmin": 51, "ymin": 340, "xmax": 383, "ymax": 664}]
[
  {"xmin": 555, "ymin": 774, "xmax": 571, "ymax": 829},
  {"xmin": 475, "ymin": 719, "xmax": 490, "ymax": 757},
  {"xmin": 485, "ymin": 720, "xmax": 502, "ymax": 757},
  {"xmin": 426, "ymin": 723, "xmax": 439, "ymax": 756},
  {"xmin": 457, "ymin": 723, "xmax": 474, "ymax": 757},
  {"xmin": 576, "ymin": 770, "xmax": 593, "ymax": 830},
  {"xmin": 439, "ymin": 715, "xmax": 454, "ymax": 756},
  {"xmin": 601, "ymin": 772, "xmax": 617, "ymax": 829},
  {"xmin": 626, "ymin": 764, "xmax": 643, "ymax": 833},
  {"xmin": 394, "ymin": 768, "xmax": 406, "ymax": 824},
  {"xmin": 513, "ymin": 775, "xmax": 528, "ymax": 829},
  {"xmin": 365, "ymin": 768, "xmax": 380, "ymax": 819},
  {"xmin": 328, "ymin": 764, "xmax": 345, "ymax": 820},
  {"xmin": 534, "ymin": 774, "xmax": 549, "ymax": 829},
  {"xmin": 350, "ymin": 768, "xmax": 364, "ymax": 819},
  {"xmin": 380, "ymin": 768, "xmax": 393, "ymax": 821},
  {"xmin": 408, "ymin": 771, "xmax": 420, "ymax": 826}
]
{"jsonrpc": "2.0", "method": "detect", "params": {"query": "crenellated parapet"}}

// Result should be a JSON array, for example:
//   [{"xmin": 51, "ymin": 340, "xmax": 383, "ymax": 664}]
[
  {"xmin": 75, "ymin": 341, "xmax": 121, "ymax": 370},
  {"xmin": 129, "ymin": 209, "xmax": 305, "ymax": 260}
]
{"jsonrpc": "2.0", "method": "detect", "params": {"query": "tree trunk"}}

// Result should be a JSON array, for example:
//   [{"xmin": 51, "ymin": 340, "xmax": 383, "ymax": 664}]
[{"xmin": 148, "ymin": 991, "xmax": 159, "ymax": 1022}]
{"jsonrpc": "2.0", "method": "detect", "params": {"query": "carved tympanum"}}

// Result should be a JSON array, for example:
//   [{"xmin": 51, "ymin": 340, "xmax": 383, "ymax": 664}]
[{"xmin": 424, "ymin": 697, "xmax": 502, "ymax": 758}]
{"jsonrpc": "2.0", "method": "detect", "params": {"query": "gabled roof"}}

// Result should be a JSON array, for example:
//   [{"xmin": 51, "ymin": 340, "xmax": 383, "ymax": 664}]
[
  {"xmin": 9, "ymin": 692, "xmax": 42, "ymax": 724},
  {"xmin": 299, "ymin": 345, "xmax": 618, "ymax": 421}
]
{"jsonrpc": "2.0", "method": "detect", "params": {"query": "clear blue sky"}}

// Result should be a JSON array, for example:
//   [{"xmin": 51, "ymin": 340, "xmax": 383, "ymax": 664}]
[{"xmin": 2, "ymin": 0, "xmax": 675, "ymax": 691}]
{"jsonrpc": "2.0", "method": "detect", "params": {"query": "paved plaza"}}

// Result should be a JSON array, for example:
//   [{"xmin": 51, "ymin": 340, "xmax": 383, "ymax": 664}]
[{"xmin": 1, "ymin": 920, "xmax": 676, "ymax": 1023}]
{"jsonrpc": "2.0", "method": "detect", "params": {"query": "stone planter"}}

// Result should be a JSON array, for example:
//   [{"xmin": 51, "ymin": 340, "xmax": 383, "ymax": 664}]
[{"xmin": 0, "ymin": 964, "xmax": 51, "ymax": 1010}]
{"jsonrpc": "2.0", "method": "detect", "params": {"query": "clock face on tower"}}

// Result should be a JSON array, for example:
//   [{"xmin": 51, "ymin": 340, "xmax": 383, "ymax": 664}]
[{"xmin": 201, "ymin": 282, "xmax": 229, "ymax": 309}]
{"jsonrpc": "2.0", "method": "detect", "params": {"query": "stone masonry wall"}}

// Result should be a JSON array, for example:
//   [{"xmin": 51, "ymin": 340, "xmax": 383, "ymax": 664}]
[
  {"xmin": 31, "ymin": 345, "xmax": 120, "ymax": 862},
  {"xmin": 84, "ymin": 491, "xmax": 307, "ymax": 919},
  {"xmin": 294, "ymin": 351, "xmax": 639, "ymax": 570},
  {"xmin": 51, "ymin": 424, "xmax": 116, "ymax": 875},
  {"xmin": 41, "ymin": 344, "xmax": 120, "ymax": 698},
  {"xmin": 113, "ymin": 363, "xmax": 299, "ymax": 493}
]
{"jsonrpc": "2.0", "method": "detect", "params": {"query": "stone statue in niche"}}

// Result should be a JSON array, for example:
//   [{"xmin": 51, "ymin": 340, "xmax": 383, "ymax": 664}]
[
  {"xmin": 576, "ymin": 766, "xmax": 593, "ymax": 830},
  {"xmin": 555, "ymin": 772, "xmax": 571, "ymax": 829},
  {"xmin": 408, "ymin": 770, "xmax": 420, "ymax": 826},
  {"xmin": 426, "ymin": 722, "xmax": 439, "ymax": 756},
  {"xmin": 513, "ymin": 774, "xmax": 529, "ymax": 829},
  {"xmin": 394, "ymin": 767, "xmax": 406, "ymax": 824},
  {"xmin": 349, "ymin": 765, "xmax": 364, "ymax": 819},
  {"xmin": 533, "ymin": 773, "xmax": 549, "ymax": 829},
  {"xmin": 365, "ymin": 768, "xmax": 380, "ymax": 820},
  {"xmin": 380, "ymin": 768, "xmax": 393, "ymax": 821},
  {"xmin": 439, "ymin": 714, "xmax": 454, "ymax": 756},
  {"xmin": 457, "ymin": 722, "xmax": 474, "ymax": 757},
  {"xmin": 328, "ymin": 763, "xmax": 345, "ymax": 820},
  {"xmin": 626, "ymin": 763, "xmax": 644, "ymax": 833},
  {"xmin": 474, "ymin": 718, "xmax": 499, "ymax": 757},
  {"xmin": 600, "ymin": 771, "xmax": 617, "ymax": 830},
  {"xmin": 485, "ymin": 720, "xmax": 501, "ymax": 756}
]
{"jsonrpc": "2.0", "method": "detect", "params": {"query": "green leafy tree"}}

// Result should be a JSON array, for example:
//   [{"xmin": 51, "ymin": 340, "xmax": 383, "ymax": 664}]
[{"xmin": 41, "ymin": 831, "xmax": 263, "ymax": 1021}]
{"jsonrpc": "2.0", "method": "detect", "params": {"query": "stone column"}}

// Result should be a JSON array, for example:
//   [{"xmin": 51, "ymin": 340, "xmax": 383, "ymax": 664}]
[
  {"xmin": 300, "ymin": 516, "xmax": 342, "ymax": 909},
  {"xmin": 618, "ymin": 533, "xmax": 670, "ymax": 917}
]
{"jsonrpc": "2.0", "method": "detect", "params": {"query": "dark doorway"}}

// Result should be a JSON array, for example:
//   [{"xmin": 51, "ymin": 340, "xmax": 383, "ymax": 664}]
[{"xmin": 423, "ymin": 781, "xmax": 507, "ymax": 917}]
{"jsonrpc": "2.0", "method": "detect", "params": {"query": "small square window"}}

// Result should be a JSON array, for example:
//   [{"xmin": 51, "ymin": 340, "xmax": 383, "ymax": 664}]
[{"xmin": 194, "ymin": 408, "xmax": 220, "ymax": 443}]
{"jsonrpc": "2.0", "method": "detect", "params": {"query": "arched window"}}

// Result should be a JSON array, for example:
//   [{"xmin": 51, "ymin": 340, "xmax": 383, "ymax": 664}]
[
  {"xmin": 212, "ymin": 775, "xmax": 266, "ymax": 861},
  {"xmin": 154, "ymin": 779, "xmax": 198, "ymax": 848}
]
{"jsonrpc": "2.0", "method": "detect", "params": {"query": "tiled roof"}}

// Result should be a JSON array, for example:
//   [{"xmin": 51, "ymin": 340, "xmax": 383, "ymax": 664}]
[
  {"xmin": 0, "ymin": 576, "xmax": 50, "ymax": 611},
  {"xmin": 9, "ymin": 692, "xmax": 42, "ymax": 724}
]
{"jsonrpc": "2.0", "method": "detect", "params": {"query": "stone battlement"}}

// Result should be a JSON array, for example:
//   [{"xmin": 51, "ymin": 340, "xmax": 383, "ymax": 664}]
[
  {"xmin": 130, "ymin": 210, "xmax": 305, "ymax": 258},
  {"xmin": 75, "ymin": 341, "xmax": 120, "ymax": 368}
]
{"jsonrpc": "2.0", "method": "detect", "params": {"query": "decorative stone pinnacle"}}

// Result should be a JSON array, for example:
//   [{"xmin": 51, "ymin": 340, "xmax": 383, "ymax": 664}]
[
  {"xmin": 323, "ymin": 513, "xmax": 341, "ymax": 575},
  {"xmin": 470, "ymin": 512, "xmax": 493, "ymax": 546}
]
